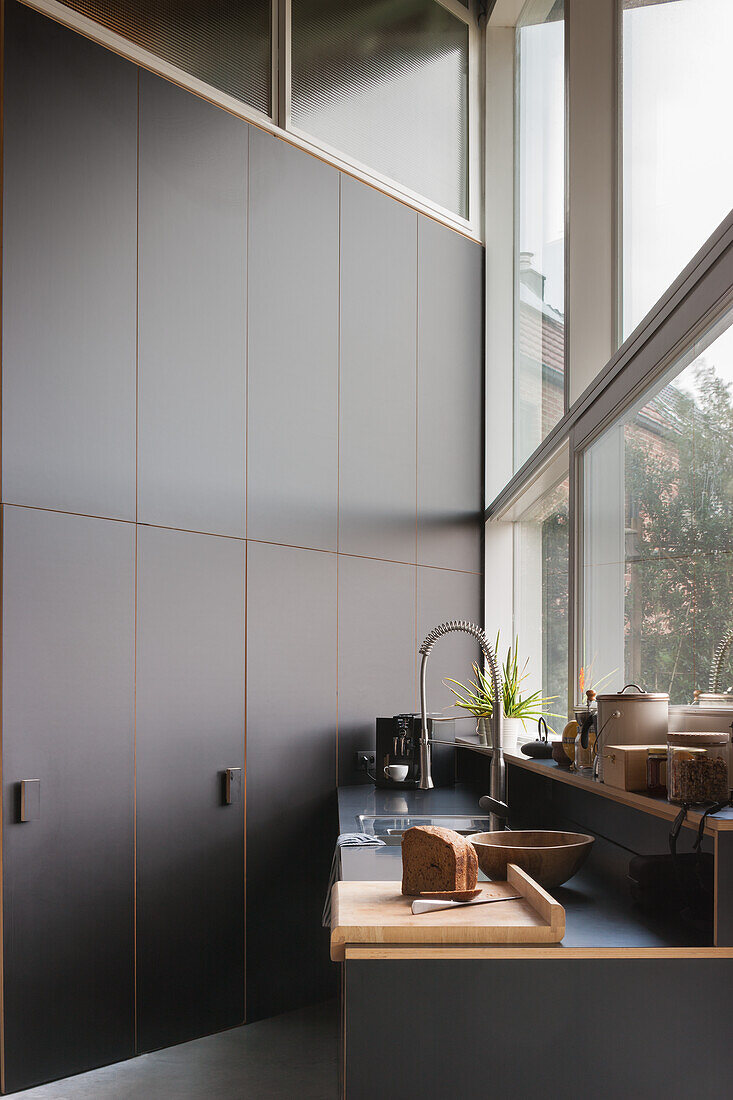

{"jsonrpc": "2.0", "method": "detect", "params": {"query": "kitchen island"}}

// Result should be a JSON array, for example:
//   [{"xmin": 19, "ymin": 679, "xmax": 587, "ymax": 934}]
[{"xmin": 335, "ymin": 779, "xmax": 733, "ymax": 1099}]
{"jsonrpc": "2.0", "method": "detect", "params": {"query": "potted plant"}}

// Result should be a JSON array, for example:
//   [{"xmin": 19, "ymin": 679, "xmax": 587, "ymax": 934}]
[{"xmin": 444, "ymin": 633, "xmax": 560, "ymax": 748}]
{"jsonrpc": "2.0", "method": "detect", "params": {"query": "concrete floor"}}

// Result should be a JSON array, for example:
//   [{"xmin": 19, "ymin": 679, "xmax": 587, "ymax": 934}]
[{"xmin": 7, "ymin": 1001, "xmax": 339, "ymax": 1100}]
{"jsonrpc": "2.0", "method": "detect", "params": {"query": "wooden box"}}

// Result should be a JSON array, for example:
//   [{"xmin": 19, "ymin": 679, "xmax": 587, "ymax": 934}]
[{"xmin": 602, "ymin": 744, "xmax": 659, "ymax": 792}]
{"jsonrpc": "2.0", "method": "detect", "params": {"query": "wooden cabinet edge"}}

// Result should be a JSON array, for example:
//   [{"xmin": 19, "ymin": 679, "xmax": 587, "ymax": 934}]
[{"xmin": 342, "ymin": 946, "xmax": 733, "ymax": 960}]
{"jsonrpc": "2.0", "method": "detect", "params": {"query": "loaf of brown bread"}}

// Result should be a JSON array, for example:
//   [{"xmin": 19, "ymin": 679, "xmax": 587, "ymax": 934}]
[{"xmin": 401, "ymin": 825, "xmax": 479, "ymax": 897}]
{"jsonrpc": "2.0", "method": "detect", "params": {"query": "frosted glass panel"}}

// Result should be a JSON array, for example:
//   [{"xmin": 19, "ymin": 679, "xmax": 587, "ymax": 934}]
[
  {"xmin": 59, "ymin": 0, "xmax": 271, "ymax": 115},
  {"xmin": 291, "ymin": 0, "xmax": 469, "ymax": 218}
]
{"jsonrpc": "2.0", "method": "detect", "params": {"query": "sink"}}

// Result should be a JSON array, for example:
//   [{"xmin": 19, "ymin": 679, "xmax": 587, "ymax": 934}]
[{"xmin": 357, "ymin": 814, "xmax": 491, "ymax": 845}]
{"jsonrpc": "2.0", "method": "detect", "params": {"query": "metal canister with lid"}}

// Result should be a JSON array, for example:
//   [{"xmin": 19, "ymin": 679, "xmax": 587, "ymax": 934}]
[
  {"xmin": 667, "ymin": 732, "xmax": 729, "ymax": 805},
  {"xmin": 596, "ymin": 685, "xmax": 669, "ymax": 782}
]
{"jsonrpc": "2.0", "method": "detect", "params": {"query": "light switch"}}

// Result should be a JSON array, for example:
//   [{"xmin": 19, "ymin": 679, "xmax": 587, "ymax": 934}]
[
  {"xmin": 20, "ymin": 779, "xmax": 40, "ymax": 822},
  {"xmin": 224, "ymin": 767, "xmax": 242, "ymax": 805}
]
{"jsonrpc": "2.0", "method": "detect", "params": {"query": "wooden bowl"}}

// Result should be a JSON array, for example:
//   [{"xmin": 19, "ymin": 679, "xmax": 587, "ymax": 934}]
[{"xmin": 467, "ymin": 830, "xmax": 594, "ymax": 889}]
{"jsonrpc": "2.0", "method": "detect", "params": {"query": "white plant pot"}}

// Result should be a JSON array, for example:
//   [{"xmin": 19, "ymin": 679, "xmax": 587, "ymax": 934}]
[
  {"xmin": 476, "ymin": 716, "xmax": 528, "ymax": 751},
  {"xmin": 501, "ymin": 717, "xmax": 529, "ymax": 752}
]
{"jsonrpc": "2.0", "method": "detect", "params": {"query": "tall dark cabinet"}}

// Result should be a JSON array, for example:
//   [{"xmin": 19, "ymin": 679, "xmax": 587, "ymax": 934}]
[
  {"xmin": 1, "ymin": 1, "xmax": 247, "ymax": 1088},
  {"xmin": 135, "ymin": 66, "xmax": 248, "ymax": 1053},
  {"xmin": 1, "ymin": 0, "xmax": 484, "ymax": 1090},
  {"xmin": 2, "ymin": 507, "xmax": 136, "ymax": 1092},
  {"xmin": 246, "ymin": 542, "xmax": 338, "ymax": 1020},
  {"xmin": 135, "ymin": 526, "xmax": 246, "ymax": 1051},
  {"xmin": 137, "ymin": 70, "xmax": 248, "ymax": 539},
  {"xmin": 1, "ymin": 1, "xmax": 137, "ymax": 520},
  {"xmin": 2, "ymin": 5, "xmax": 139, "ymax": 1091}
]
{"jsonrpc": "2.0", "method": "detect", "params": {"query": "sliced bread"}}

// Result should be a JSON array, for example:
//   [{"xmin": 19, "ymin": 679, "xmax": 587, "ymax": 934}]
[{"xmin": 401, "ymin": 825, "xmax": 479, "ymax": 897}]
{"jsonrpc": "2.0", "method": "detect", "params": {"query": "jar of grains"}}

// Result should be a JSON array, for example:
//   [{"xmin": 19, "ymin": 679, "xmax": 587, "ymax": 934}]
[{"xmin": 667, "ymin": 732, "xmax": 729, "ymax": 805}]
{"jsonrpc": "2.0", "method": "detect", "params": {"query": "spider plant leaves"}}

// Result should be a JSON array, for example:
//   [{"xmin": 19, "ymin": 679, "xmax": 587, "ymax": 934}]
[{"xmin": 443, "ymin": 633, "xmax": 562, "ymax": 725}]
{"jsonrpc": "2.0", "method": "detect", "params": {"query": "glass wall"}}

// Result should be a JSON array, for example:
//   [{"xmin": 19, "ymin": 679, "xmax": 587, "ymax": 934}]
[
  {"xmin": 291, "ymin": 0, "xmax": 469, "ymax": 218},
  {"xmin": 583, "ymin": 307, "xmax": 733, "ymax": 704},
  {"xmin": 621, "ymin": 0, "xmax": 733, "ymax": 338},
  {"xmin": 515, "ymin": 0, "xmax": 565, "ymax": 471},
  {"xmin": 489, "ymin": 0, "xmax": 732, "ymax": 736}
]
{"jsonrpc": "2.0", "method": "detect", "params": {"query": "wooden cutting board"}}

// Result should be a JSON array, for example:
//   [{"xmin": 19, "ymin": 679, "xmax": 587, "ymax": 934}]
[{"xmin": 330, "ymin": 863, "xmax": 564, "ymax": 961}]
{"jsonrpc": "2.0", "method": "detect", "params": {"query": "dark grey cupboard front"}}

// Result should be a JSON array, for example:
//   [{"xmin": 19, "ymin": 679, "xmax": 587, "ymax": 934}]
[
  {"xmin": 2, "ymin": 1, "xmax": 137, "ymax": 521},
  {"xmin": 1, "ymin": 2, "xmax": 248, "ymax": 1089},
  {"xmin": 137, "ymin": 70, "xmax": 248, "ymax": 539},
  {"xmin": 2, "ymin": 507, "xmax": 136, "ymax": 1093},
  {"xmin": 135, "ymin": 525, "xmax": 246, "ymax": 1051},
  {"xmin": 0, "ymin": 0, "xmax": 484, "ymax": 1090},
  {"xmin": 1, "ymin": 511, "xmax": 247, "ymax": 1089}
]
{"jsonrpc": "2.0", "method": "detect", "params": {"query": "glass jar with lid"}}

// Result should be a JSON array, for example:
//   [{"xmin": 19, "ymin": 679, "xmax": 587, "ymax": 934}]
[
  {"xmin": 646, "ymin": 746, "xmax": 667, "ymax": 798},
  {"xmin": 574, "ymin": 689, "xmax": 597, "ymax": 774},
  {"xmin": 667, "ymin": 732, "xmax": 729, "ymax": 805}
]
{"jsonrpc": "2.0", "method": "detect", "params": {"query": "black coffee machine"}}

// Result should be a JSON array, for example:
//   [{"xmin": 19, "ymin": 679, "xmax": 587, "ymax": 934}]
[{"xmin": 375, "ymin": 713, "xmax": 455, "ymax": 789}]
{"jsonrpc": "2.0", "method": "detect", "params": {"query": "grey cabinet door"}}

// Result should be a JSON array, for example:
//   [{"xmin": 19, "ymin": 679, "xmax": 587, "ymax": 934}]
[
  {"xmin": 339, "ymin": 178, "xmax": 418, "ymax": 562},
  {"xmin": 136, "ymin": 525, "xmax": 245, "ymax": 1051},
  {"xmin": 337, "ymin": 554, "xmax": 417, "ymax": 784},
  {"xmin": 138, "ymin": 71, "xmax": 247, "ymax": 538},
  {"xmin": 417, "ymin": 565, "xmax": 482, "ymax": 716},
  {"xmin": 2, "ymin": 2, "xmax": 137, "ymax": 520},
  {"xmin": 417, "ymin": 218, "xmax": 483, "ymax": 572},
  {"xmin": 246, "ymin": 541, "xmax": 337, "ymax": 1019},
  {"xmin": 2, "ymin": 506, "xmax": 136, "ymax": 1092},
  {"xmin": 247, "ymin": 129, "xmax": 339, "ymax": 550}
]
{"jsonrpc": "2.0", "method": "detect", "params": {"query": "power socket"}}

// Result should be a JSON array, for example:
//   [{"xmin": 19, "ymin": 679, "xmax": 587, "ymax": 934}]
[{"xmin": 355, "ymin": 750, "xmax": 376, "ymax": 774}]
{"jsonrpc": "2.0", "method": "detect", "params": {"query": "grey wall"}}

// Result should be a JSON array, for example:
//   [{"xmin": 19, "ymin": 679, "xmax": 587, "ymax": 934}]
[{"xmin": 1, "ymin": 0, "xmax": 483, "ymax": 1085}]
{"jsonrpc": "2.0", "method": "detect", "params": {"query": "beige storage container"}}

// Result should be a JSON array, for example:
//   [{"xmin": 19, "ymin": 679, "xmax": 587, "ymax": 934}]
[{"xmin": 601, "ymin": 744, "xmax": 660, "ymax": 793}]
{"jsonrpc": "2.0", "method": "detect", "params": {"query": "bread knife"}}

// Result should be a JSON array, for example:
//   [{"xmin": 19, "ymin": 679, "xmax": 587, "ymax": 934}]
[{"xmin": 412, "ymin": 894, "xmax": 523, "ymax": 915}]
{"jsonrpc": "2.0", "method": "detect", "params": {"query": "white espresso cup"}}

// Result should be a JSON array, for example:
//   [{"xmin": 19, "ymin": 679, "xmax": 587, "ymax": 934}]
[{"xmin": 384, "ymin": 764, "xmax": 409, "ymax": 782}]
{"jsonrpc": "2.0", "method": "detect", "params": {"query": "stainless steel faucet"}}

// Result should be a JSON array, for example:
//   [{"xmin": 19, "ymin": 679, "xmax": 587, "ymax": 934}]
[
  {"xmin": 417, "ymin": 620, "xmax": 506, "ymax": 830},
  {"xmin": 709, "ymin": 627, "xmax": 733, "ymax": 694}
]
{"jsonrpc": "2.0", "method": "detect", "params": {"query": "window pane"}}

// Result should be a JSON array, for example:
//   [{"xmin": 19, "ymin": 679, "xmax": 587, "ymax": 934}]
[
  {"xmin": 583, "ymin": 308, "xmax": 733, "ymax": 705},
  {"xmin": 291, "ymin": 0, "xmax": 469, "ymax": 218},
  {"xmin": 59, "ymin": 0, "xmax": 272, "ymax": 115},
  {"xmin": 515, "ymin": 1, "xmax": 565, "ymax": 471},
  {"xmin": 513, "ymin": 471, "xmax": 570, "ymax": 730},
  {"xmin": 622, "ymin": 0, "xmax": 733, "ymax": 338}
]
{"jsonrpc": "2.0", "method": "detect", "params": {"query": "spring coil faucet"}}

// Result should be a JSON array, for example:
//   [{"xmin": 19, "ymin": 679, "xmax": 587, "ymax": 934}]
[
  {"xmin": 709, "ymin": 627, "xmax": 733, "ymax": 694},
  {"xmin": 418, "ymin": 620, "xmax": 506, "ymax": 829}
]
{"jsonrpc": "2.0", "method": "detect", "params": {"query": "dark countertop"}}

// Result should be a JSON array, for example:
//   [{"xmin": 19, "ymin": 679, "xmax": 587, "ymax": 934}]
[{"xmin": 336, "ymin": 783, "xmax": 712, "ymax": 950}]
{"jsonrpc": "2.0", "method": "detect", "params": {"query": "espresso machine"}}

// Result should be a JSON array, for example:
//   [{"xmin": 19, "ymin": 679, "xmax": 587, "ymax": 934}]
[{"xmin": 375, "ymin": 713, "xmax": 455, "ymax": 789}]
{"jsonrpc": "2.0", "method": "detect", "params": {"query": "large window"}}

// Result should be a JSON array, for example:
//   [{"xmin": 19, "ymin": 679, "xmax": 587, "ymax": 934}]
[
  {"xmin": 583, "ymin": 307, "xmax": 733, "ymax": 704},
  {"xmin": 514, "ymin": 466, "xmax": 569, "ymax": 725},
  {"xmin": 515, "ymin": 0, "xmax": 565, "ymax": 470},
  {"xmin": 487, "ymin": 0, "xmax": 733, "ymax": 734},
  {"xmin": 486, "ymin": 451, "xmax": 570, "ymax": 732},
  {"xmin": 621, "ymin": 0, "xmax": 733, "ymax": 338}
]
